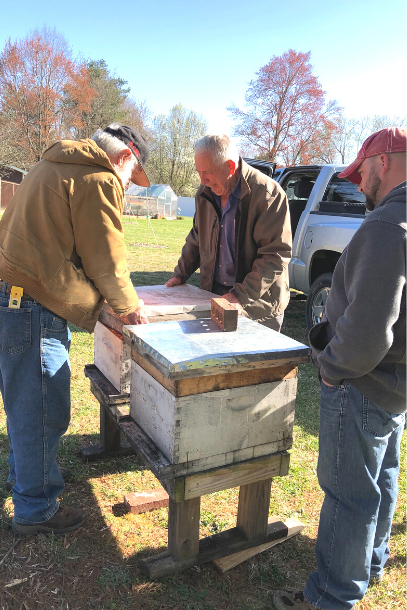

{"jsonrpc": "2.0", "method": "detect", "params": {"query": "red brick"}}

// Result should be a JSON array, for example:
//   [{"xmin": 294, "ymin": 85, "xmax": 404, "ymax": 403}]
[
  {"xmin": 211, "ymin": 297, "xmax": 238, "ymax": 332},
  {"xmin": 124, "ymin": 488, "xmax": 169, "ymax": 514}
]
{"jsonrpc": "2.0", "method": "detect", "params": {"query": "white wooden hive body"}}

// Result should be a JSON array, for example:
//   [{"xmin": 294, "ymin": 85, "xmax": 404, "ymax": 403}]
[
  {"xmin": 94, "ymin": 321, "xmax": 131, "ymax": 393},
  {"xmin": 130, "ymin": 362, "xmax": 297, "ymax": 473}
]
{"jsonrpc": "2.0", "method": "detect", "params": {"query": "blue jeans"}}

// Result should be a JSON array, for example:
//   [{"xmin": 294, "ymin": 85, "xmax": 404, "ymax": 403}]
[
  {"xmin": 0, "ymin": 289, "xmax": 71, "ymax": 524},
  {"xmin": 304, "ymin": 381, "xmax": 405, "ymax": 610}
]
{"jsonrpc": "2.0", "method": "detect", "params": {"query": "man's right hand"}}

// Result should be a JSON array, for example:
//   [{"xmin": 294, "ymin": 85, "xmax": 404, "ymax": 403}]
[
  {"xmin": 119, "ymin": 299, "xmax": 148, "ymax": 325},
  {"xmin": 165, "ymin": 276, "xmax": 182, "ymax": 288}
]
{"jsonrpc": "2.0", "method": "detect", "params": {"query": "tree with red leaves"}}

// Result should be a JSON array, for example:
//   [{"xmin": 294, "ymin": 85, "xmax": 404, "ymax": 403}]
[
  {"xmin": 0, "ymin": 27, "xmax": 95, "ymax": 169},
  {"xmin": 228, "ymin": 50, "xmax": 341, "ymax": 165}
]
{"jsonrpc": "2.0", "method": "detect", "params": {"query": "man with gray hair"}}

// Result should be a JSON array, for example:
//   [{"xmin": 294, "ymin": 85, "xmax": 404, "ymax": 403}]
[
  {"xmin": 166, "ymin": 134, "xmax": 291, "ymax": 330},
  {"xmin": 0, "ymin": 124, "xmax": 149, "ymax": 536}
]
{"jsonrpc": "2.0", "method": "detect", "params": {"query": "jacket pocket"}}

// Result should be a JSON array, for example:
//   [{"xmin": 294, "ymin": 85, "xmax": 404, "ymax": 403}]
[{"xmin": 0, "ymin": 309, "xmax": 31, "ymax": 354}]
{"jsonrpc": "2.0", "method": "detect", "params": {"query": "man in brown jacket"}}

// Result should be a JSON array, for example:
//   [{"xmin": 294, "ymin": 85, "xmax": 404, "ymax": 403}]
[
  {"xmin": 0, "ymin": 124, "xmax": 148, "ymax": 535},
  {"xmin": 166, "ymin": 134, "xmax": 292, "ymax": 330}
]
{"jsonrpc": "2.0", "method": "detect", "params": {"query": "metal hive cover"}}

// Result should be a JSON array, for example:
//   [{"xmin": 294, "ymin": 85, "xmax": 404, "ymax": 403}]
[{"xmin": 123, "ymin": 316, "xmax": 309, "ymax": 379}]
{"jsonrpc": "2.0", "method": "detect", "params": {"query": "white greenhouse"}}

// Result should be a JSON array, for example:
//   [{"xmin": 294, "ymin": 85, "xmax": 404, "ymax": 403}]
[{"xmin": 125, "ymin": 184, "xmax": 178, "ymax": 218}]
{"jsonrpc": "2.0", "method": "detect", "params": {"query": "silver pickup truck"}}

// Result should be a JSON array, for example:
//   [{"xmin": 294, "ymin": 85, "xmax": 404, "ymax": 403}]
[{"xmin": 272, "ymin": 164, "xmax": 366, "ymax": 329}]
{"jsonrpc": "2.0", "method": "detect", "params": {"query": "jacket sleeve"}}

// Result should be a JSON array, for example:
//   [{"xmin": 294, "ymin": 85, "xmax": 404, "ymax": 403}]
[
  {"xmin": 172, "ymin": 212, "xmax": 201, "ymax": 281},
  {"xmin": 231, "ymin": 185, "xmax": 292, "ymax": 305},
  {"xmin": 317, "ymin": 220, "xmax": 406, "ymax": 385},
  {"xmin": 70, "ymin": 176, "xmax": 139, "ymax": 316}
]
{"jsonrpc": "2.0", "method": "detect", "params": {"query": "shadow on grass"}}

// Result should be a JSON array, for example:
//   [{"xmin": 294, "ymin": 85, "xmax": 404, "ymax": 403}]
[
  {"xmin": 0, "ymin": 427, "xmax": 319, "ymax": 610},
  {"xmin": 1, "ymin": 422, "xmax": 405, "ymax": 610}
]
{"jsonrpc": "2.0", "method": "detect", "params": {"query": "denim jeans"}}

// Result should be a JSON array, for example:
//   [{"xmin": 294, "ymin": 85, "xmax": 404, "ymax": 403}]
[
  {"xmin": 304, "ymin": 381, "xmax": 405, "ymax": 610},
  {"xmin": 0, "ymin": 288, "xmax": 71, "ymax": 524}
]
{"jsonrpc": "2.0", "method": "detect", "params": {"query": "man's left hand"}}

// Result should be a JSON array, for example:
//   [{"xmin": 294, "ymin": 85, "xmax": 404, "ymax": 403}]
[{"xmin": 222, "ymin": 292, "xmax": 244, "ymax": 314}]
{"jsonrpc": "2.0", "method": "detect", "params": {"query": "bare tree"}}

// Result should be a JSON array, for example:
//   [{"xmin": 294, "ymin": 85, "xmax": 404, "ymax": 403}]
[
  {"xmin": 147, "ymin": 104, "xmax": 207, "ymax": 196},
  {"xmin": 121, "ymin": 98, "xmax": 152, "ymax": 140},
  {"xmin": 330, "ymin": 115, "xmax": 407, "ymax": 165}
]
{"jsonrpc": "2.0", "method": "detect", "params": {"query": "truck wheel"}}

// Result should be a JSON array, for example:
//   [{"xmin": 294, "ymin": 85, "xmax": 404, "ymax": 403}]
[{"xmin": 306, "ymin": 273, "xmax": 333, "ymax": 331}]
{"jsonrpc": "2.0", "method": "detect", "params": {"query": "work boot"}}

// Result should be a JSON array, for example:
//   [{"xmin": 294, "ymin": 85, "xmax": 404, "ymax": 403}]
[
  {"xmin": 12, "ymin": 505, "xmax": 86, "ymax": 536},
  {"xmin": 273, "ymin": 590, "xmax": 354, "ymax": 610},
  {"xmin": 6, "ymin": 467, "xmax": 72, "ymax": 491},
  {"xmin": 273, "ymin": 590, "xmax": 318, "ymax": 610}
]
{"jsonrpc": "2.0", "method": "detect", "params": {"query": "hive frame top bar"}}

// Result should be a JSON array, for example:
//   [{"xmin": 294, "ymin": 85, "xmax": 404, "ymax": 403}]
[
  {"xmin": 123, "ymin": 317, "xmax": 309, "ymax": 379},
  {"xmin": 134, "ymin": 284, "xmax": 217, "ymax": 316}
]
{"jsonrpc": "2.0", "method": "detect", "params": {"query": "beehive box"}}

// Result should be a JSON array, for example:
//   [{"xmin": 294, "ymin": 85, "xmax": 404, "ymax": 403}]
[
  {"xmin": 131, "ymin": 362, "xmax": 297, "ymax": 470},
  {"xmin": 94, "ymin": 321, "xmax": 131, "ymax": 393},
  {"xmin": 124, "ymin": 317, "xmax": 309, "ymax": 475}
]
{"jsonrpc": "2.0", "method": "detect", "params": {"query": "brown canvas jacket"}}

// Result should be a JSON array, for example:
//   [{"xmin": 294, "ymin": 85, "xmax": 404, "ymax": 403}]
[
  {"xmin": 173, "ymin": 159, "xmax": 292, "ymax": 320},
  {"xmin": 0, "ymin": 139, "xmax": 139, "ymax": 331}
]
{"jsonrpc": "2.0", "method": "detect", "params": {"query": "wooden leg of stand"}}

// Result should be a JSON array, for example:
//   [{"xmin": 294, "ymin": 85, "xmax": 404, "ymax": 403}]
[
  {"xmin": 237, "ymin": 478, "xmax": 272, "ymax": 540},
  {"xmin": 168, "ymin": 497, "xmax": 200, "ymax": 561},
  {"xmin": 100, "ymin": 401, "xmax": 121, "ymax": 452}
]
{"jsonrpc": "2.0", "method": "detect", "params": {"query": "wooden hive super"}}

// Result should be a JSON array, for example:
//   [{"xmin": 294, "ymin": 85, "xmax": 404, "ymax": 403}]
[{"xmin": 123, "ymin": 317, "xmax": 309, "ymax": 477}]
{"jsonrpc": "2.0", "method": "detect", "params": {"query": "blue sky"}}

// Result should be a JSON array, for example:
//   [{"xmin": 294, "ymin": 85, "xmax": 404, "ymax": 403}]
[{"xmin": 1, "ymin": 0, "xmax": 406, "ymax": 133}]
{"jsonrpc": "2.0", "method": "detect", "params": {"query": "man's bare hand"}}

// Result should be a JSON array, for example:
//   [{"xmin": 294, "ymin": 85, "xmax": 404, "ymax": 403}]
[
  {"xmin": 165, "ymin": 276, "xmax": 182, "ymax": 288},
  {"xmin": 120, "ymin": 299, "xmax": 148, "ymax": 325},
  {"xmin": 222, "ymin": 292, "xmax": 244, "ymax": 315}
]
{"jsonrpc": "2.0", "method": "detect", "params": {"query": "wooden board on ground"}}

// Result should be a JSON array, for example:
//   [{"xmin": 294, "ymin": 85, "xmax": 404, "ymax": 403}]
[
  {"xmin": 213, "ymin": 517, "xmax": 305, "ymax": 572},
  {"xmin": 141, "ymin": 516, "xmax": 289, "ymax": 579}
]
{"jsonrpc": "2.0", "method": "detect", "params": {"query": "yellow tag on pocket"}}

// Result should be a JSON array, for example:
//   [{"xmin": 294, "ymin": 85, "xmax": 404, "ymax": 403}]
[{"xmin": 9, "ymin": 286, "xmax": 24, "ymax": 309}]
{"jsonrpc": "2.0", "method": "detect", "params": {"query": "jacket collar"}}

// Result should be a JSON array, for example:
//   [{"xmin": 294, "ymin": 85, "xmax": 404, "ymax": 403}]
[{"xmin": 240, "ymin": 158, "xmax": 252, "ymax": 200}]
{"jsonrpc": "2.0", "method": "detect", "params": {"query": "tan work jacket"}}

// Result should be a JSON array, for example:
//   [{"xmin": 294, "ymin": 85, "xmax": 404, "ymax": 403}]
[{"xmin": 0, "ymin": 139, "xmax": 138, "ymax": 331}]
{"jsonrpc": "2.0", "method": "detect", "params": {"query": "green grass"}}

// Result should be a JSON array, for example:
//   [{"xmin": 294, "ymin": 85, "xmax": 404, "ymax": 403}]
[{"xmin": 0, "ymin": 217, "xmax": 405, "ymax": 610}]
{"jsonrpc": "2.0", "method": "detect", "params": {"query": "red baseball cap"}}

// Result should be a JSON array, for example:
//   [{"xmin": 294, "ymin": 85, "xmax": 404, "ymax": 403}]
[{"xmin": 338, "ymin": 127, "xmax": 407, "ymax": 185}]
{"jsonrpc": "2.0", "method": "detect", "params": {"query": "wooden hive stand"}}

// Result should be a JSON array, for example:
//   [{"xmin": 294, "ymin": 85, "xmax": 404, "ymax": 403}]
[
  {"xmin": 82, "ymin": 362, "xmax": 296, "ymax": 579},
  {"xmin": 82, "ymin": 315, "xmax": 308, "ymax": 579},
  {"xmin": 80, "ymin": 365, "xmax": 135, "ymax": 462},
  {"xmin": 82, "ymin": 293, "xmax": 309, "ymax": 578}
]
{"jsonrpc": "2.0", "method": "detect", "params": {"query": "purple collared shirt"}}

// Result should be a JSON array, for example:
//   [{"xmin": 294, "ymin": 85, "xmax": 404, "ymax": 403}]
[{"xmin": 213, "ymin": 175, "xmax": 241, "ymax": 286}]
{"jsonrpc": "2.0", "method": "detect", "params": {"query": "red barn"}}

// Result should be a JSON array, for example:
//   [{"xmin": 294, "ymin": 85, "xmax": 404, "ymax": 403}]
[{"xmin": 0, "ymin": 166, "xmax": 27, "ymax": 209}]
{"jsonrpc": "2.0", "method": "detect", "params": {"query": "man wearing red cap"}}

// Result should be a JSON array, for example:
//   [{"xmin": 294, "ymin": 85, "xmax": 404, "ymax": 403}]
[{"xmin": 274, "ymin": 127, "xmax": 406, "ymax": 609}]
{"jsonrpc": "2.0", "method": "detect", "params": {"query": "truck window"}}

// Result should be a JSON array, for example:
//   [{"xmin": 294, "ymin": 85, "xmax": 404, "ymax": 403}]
[
  {"xmin": 281, "ymin": 172, "xmax": 318, "ymax": 236},
  {"xmin": 322, "ymin": 173, "xmax": 366, "ymax": 204}
]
